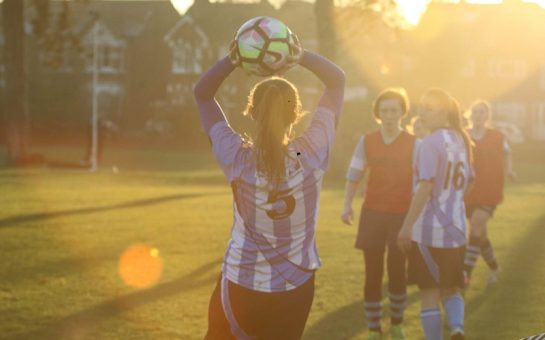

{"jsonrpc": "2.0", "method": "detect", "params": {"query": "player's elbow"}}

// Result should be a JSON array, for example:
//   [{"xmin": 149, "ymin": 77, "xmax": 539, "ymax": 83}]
[
  {"xmin": 333, "ymin": 68, "xmax": 346, "ymax": 89},
  {"xmin": 416, "ymin": 181, "xmax": 434, "ymax": 198},
  {"xmin": 193, "ymin": 80, "xmax": 208, "ymax": 101}
]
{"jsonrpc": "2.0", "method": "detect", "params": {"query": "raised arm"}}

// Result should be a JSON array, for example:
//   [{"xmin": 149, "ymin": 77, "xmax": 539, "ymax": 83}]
[
  {"xmin": 193, "ymin": 56, "xmax": 236, "ymax": 134},
  {"xmin": 299, "ymin": 50, "xmax": 345, "ymax": 121},
  {"xmin": 291, "ymin": 50, "xmax": 345, "ymax": 170}
]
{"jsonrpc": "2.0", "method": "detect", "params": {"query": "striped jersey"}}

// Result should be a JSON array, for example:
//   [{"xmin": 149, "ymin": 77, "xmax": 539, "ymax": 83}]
[
  {"xmin": 209, "ymin": 107, "xmax": 336, "ymax": 292},
  {"xmin": 412, "ymin": 129, "xmax": 473, "ymax": 248}
]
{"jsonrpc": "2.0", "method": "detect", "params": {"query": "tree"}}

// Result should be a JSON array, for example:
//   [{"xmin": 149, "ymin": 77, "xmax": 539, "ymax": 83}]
[
  {"xmin": 2, "ymin": 0, "xmax": 28, "ymax": 165},
  {"xmin": 1, "ymin": 0, "xmax": 83, "ymax": 165},
  {"xmin": 314, "ymin": 0, "xmax": 403, "ymax": 62},
  {"xmin": 314, "ymin": 0, "xmax": 336, "ymax": 60}
]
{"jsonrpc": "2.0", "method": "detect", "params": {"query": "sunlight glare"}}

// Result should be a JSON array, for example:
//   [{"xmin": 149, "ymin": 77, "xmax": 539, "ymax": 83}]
[
  {"xmin": 525, "ymin": 0, "xmax": 545, "ymax": 9},
  {"xmin": 395, "ymin": 0, "xmax": 431, "ymax": 26},
  {"xmin": 170, "ymin": 0, "xmax": 194, "ymax": 15}
]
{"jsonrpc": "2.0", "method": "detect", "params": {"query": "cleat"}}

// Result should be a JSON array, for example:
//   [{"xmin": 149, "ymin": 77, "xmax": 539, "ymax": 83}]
[
  {"xmin": 488, "ymin": 267, "xmax": 501, "ymax": 285},
  {"xmin": 368, "ymin": 330, "xmax": 382, "ymax": 340},
  {"xmin": 451, "ymin": 330, "xmax": 465, "ymax": 340},
  {"xmin": 390, "ymin": 324, "xmax": 406, "ymax": 340}
]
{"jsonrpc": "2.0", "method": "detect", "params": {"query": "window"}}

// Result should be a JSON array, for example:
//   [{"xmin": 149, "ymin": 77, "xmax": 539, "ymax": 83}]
[
  {"xmin": 172, "ymin": 40, "xmax": 203, "ymax": 74},
  {"xmin": 40, "ymin": 45, "xmax": 72, "ymax": 72},
  {"xmin": 167, "ymin": 82, "xmax": 192, "ymax": 105},
  {"xmin": 493, "ymin": 102, "xmax": 526, "ymax": 126},
  {"xmin": 86, "ymin": 44, "xmax": 125, "ymax": 74},
  {"xmin": 84, "ymin": 23, "xmax": 125, "ymax": 74},
  {"xmin": 488, "ymin": 59, "xmax": 527, "ymax": 79}
]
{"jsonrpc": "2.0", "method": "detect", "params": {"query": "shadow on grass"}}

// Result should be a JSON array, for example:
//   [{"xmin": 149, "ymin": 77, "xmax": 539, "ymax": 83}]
[
  {"xmin": 1, "ymin": 255, "xmax": 113, "ymax": 287},
  {"xmin": 303, "ymin": 283, "xmax": 420, "ymax": 340},
  {"xmin": 0, "ymin": 193, "xmax": 212, "ymax": 228},
  {"xmin": 305, "ymin": 214, "xmax": 545, "ymax": 339},
  {"xmin": 15, "ymin": 259, "xmax": 222, "ymax": 340},
  {"xmin": 464, "ymin": 214, "xmax": 545, "ymax": 339}
]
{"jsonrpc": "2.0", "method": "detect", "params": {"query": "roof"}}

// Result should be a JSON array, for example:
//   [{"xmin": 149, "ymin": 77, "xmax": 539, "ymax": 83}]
[
  {"xmin": 164, "ymin": 0, "xmax": 319, "ymax": 56},
  {"xmin": 50, "ymin": 0, "xmax": 180, "ymax": 40}
]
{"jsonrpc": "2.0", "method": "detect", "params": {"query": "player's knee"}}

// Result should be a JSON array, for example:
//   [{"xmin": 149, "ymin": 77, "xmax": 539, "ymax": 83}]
[
  {"xmin": 440, "ymin": 287, "xmax": 460, "ymax": 298},
  {"xmin": 469, "ymin": 220, "xmax": 487, "ymax": 236},
  {"xmin": 471, "ymin": 211, "xmax": 490, "ymax": 228}
]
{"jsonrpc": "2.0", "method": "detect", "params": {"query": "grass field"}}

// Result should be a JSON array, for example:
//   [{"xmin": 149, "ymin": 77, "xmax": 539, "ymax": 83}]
[{"xmin": 1, "ymin": 146, "xmax": 545, "ymax": 340}]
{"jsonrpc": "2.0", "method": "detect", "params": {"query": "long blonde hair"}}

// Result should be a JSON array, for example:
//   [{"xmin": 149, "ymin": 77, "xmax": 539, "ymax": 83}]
[{"xmin": 244, "ymin": 77, "xmax": 303, "ymax": 184}]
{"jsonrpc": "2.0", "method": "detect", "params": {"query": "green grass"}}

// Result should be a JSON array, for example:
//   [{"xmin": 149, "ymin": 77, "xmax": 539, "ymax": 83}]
[{"xmin": 1, "ymin": 149, "xmax": 545, "ymax": 339}]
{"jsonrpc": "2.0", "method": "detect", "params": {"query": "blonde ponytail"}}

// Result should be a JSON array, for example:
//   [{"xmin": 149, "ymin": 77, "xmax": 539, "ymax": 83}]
[{"xmin": 245, "ymin": 77, "xmax": 303, "ymax": 184}]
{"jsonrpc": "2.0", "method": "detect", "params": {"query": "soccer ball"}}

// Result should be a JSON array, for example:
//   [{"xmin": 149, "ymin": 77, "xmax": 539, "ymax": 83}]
[{"xmin": 235, "ymin": 16, "xmax": 300, "ymax": 77}]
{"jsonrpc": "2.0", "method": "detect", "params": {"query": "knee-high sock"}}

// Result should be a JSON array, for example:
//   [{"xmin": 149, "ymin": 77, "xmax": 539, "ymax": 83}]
[
  {"xmin": 442, "ymin": 293, "xmax": 464, "ymax": 333},
  {"xmin": 420, "ymin": 308, "xmax": 442, "ymax": 340},
  {"xmin": 364, "ymin": 300, "xmax": 382, "ymax": 332},
  {"xmin": 387, "ymin": 242, "xmax": 407, "ymax": 325},
  {"xmin": 389, "ymin": 291, "xmax": 407, "ymax": 325},
  {"xmin": 363, "ymin": 249, "xmax": 384, "ymax": 331},
  {"xmin": 480, "ymin": 238, "xmax": 499, "ymax": 270},
  {"xmin": 464, "ymin": 237, "xmax": 481, "ymax": 276}
]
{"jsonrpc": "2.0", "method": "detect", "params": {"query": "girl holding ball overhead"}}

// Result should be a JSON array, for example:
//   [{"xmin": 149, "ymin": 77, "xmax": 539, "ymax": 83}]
[{"xmin": 194, "ymin": 19, "xmax": 345, "ymax": 340}]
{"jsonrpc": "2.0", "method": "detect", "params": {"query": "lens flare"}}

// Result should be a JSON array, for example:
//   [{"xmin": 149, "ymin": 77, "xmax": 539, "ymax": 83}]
[{"xmin": 118, "ymin": 244, "xmax": 163, "ymax": 288}]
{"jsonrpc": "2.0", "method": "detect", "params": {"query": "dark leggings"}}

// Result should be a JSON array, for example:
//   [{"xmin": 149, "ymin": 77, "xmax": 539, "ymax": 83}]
[
  {"xmin": 363, "ymin": 246, "xmax": 406, "ymax": 301},
  {"xmin": 205, "ymin": 274, "xmax": 315, "ymax": 340}
]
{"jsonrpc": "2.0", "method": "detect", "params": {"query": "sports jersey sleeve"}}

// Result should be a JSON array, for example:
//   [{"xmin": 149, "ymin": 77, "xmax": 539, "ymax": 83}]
[
  {"xmin": 346, "ymin": 136, "xmax": 366, "ymax": 182},
  {"xmin": 193, "ymin": 56, "xmax": 236, "ymax": 134},
  {"xmin": 293, "ymin": 107, "xmax": 336, "ymax": 170},
  {"xmin": 293, "ymin": 50, "xmax": 345, "ymax": 170},
  {"xmin": 413, "ymin": 139, "xmax": 422, "ymax": 168},
  {"xmin": 209, "ymin": 121, "xmax": 242, "ymax": 181},
  {"xmin": 503, "ymin": 138, "xmax": 511, "ymax": 154},
  {"xmin": 417, "ymin": 137, "xmax": 439, "ymax": 182},
  {"xmin": 194, "ymin": 56, "xmax": 240, "ymax": 181},
  {"xmin": 299, "ymin": 50, "xmax": 345, "ymax": 123}
]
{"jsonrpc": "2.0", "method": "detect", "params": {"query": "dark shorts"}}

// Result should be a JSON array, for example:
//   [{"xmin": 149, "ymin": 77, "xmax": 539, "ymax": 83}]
[
  {"xmin": 466, "ymin": 204, "xmax": 497, "ymax": 219},
  {"xmin": 407, "ymin": 242, "xmax": 465, "ymax": 290},
  {"xmin": 205, "ymin": 274, "xmax": 315, "ymax": 340},
  {"xmin": 355, "ymin": 208, "xmax": 406, "ymax": 250}
]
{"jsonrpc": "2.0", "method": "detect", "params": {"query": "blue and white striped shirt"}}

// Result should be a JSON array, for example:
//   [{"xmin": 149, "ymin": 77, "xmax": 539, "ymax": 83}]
[
  {"xmin": 210, "ymin": 107, "xmax": 335, "ymax": 292},
  {"xmin": 412, "ymin": 129, "xmax": 473, "ymax": 248}
]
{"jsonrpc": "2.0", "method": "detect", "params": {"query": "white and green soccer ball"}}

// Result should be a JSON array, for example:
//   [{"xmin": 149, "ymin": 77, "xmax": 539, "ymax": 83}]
[{"xmin": 235, "ymin": 16, "xmax": 300, "ymax": 77}]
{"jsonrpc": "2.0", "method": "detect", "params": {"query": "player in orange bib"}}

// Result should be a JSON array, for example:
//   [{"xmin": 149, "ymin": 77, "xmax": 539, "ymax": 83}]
[
  {"xmin": 341, "ymin": 88, "xmax": 417, "ymax": 340},
  {"xmin": 463, "ymin": 100, "xmax": 517, "ymax": 286}
]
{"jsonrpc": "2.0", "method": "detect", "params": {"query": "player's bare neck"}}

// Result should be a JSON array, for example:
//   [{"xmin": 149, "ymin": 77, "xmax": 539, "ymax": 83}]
[
  {"xmin": 471, "ymin": 126, "xmax": 487, "ymax": 140},
  {"xmin": 380, "ymin": 126, "xmax": 402, "ymax": 145}
]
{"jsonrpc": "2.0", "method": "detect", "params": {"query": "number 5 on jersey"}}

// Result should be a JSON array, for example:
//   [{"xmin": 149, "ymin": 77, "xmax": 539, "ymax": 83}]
[{"xmin": 266, "ymin": 189, "xmax": 295, "ymax": 220}]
